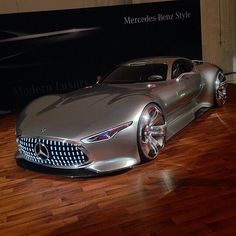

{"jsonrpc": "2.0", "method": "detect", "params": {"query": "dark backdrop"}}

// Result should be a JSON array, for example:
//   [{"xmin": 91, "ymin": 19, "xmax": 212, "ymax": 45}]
[{"xmin": 0, "ymin": 0, "xmax": 201, "ymax": 110}]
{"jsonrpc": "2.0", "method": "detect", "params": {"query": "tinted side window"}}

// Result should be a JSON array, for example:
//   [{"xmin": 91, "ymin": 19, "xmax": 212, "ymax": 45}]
[
  {"xmin": 172, "ymin": 59, "xmax": 193, "ymax": 79},
  {"xmin": 182, "ymin": 60, "xmax": 194, "ymax": 72}
]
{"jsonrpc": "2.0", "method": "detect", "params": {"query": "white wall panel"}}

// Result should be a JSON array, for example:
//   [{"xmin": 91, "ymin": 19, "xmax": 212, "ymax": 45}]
[
  {"xmin": 0, "ymin": 0, "xmax": 132, "ymax": 14},
  {"xmin": 18, "ymin": 0, "xmax": 132, "ymax": 12},
  {"xmin": 201, "ymin": 0, "xmax": 236, "ymax": 73},
  {"xmin": 0, "ymin": 1, "xmax": 19, "ymax": 14}
]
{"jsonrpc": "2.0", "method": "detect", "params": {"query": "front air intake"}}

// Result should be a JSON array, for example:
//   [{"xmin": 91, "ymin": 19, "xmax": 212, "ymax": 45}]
[{"xmin": 18, "ymin": 137, "xmax": 88, "ymax": 168}]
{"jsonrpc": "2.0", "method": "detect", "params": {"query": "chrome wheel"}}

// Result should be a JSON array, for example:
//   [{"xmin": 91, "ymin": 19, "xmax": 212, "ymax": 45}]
[
  {"xmin": 215, "ymin": 71, "xmax": 227, "ymax": 107},
  {"xmin": 138, "ymin": 104, "xmax": 166, "ymax": 161}
]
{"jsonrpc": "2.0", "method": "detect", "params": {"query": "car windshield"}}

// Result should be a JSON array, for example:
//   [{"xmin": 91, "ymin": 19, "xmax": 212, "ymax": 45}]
[{"xmin": 102, "ymin": 63, "xmax": 168, "ymax": 84}]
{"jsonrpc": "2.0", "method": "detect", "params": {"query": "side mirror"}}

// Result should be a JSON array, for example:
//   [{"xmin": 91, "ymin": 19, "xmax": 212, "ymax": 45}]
[
  {"xmin": 176, "ymin": 74, "xmax": 183, "ymax": 82},
  {"xmin": 176, "ymin": 73, "xmax": 192, "ymax": 82},
  {"xmin": 147, "ymin": 75, "xmax": 163, "ymax": 81},
  {"xmin": 96, "ymin": 75, "xmax": 103, "ymax": 84}
]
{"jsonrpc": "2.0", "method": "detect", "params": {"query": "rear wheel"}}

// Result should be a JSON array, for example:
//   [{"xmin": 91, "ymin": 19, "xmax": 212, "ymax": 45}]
[
  {"xmin": 138, "ymin": 103, "xmax": 166, "ymax": 162},
  {"xmin": 215, "ymin": 71, "xmax": 227, "ymax": 107}
]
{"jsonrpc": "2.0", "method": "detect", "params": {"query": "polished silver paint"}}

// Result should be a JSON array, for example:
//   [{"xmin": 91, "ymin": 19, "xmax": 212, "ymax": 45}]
[{"xmin": 16, "ymin": 57, "xmax": 227, "ymax": 175}]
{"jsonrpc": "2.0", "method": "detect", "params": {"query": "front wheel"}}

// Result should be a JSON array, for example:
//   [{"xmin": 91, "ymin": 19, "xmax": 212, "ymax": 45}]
[
  {"xmin": 138, "ymin": 103, "xmax": 166, "ymax": 162},
  {"xmin": 214, "ymin": 71, "xmax": 227, "ymax": 107}
]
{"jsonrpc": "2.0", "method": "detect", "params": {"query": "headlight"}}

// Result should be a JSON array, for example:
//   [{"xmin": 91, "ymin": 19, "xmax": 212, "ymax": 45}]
[{"xmin": 81, "ymin": 121, "xmax": 133, "ymax": 144}]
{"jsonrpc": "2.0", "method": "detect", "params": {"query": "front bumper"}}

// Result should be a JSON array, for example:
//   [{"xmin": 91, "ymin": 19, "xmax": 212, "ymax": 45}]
[
  {"xmin": 16, "ymin": 155, "xmax": 99, "ymax": 177},
  {"xmin": 16, "ymin": 150, "xmax": 137, "ymax": 177},
  {"xmin": 15, "ymin": 123, "xmax": 140, "ymax": 177}
]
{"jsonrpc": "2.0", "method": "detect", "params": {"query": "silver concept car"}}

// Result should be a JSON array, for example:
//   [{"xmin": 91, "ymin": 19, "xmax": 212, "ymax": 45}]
[{"xmin": 16, "ymin": 57, "xmax": 227, "ymax": 177}]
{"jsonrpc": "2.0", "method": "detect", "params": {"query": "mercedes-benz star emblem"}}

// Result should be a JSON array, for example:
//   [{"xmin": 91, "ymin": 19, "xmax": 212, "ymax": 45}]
[{"xmin": 34, "ymin": 143, "xmax": 49, "ymax": 160}]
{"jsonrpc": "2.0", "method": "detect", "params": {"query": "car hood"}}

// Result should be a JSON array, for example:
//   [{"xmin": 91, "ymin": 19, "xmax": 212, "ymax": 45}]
[{"xmin": 17, "ymin": 83, "xmax": 154, "ymax": 141}]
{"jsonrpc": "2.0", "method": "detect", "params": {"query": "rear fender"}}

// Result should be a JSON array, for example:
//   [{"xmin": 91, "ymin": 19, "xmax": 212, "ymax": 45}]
[{"xmin": 194, "ymin": 62, "xmax": 220, "ymax": 106}]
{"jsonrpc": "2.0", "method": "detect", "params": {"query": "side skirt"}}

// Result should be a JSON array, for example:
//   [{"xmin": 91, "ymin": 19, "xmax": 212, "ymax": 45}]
[{"xmin": 194, "ymin": 107, "xmax": 209, "ymax": 119}]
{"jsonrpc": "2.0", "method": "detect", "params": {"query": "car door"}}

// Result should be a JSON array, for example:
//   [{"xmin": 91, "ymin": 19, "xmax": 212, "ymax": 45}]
[
  {"xmin": 172, "ymin": 59, "xmax": 202, "ymax": 106},
  {"xmin": 163, "ymin": 59, "xmax": 203, "ymax": 139}
]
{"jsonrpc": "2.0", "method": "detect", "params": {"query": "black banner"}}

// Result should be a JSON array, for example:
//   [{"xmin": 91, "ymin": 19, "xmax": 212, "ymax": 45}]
[{"xmin": 0, "ymin": 0, "xmax": 201, "ymax": 110}]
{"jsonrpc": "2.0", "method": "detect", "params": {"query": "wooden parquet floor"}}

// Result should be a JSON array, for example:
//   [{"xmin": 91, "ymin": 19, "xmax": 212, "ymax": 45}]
[{"xmin": 0, "ymin": 84, "xmax": 236, "ymax": 236}]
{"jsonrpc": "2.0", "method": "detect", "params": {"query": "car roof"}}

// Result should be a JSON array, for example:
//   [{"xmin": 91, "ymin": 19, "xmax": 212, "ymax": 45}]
[{"xmin": 123, "ymin": 57, "xmax": 190, "ymax": 66}]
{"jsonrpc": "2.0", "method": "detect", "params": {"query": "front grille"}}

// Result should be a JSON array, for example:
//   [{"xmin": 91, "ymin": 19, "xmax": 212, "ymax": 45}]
[{"xmin": 18, "ymin": 137, "xmax": 89, "ymax": 168}]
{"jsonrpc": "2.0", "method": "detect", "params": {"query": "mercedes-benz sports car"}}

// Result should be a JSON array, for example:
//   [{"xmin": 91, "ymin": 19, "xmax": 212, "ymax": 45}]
[{"xmin": 15, "ymin": 57, "xmax": 227, "ymax": 177}]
